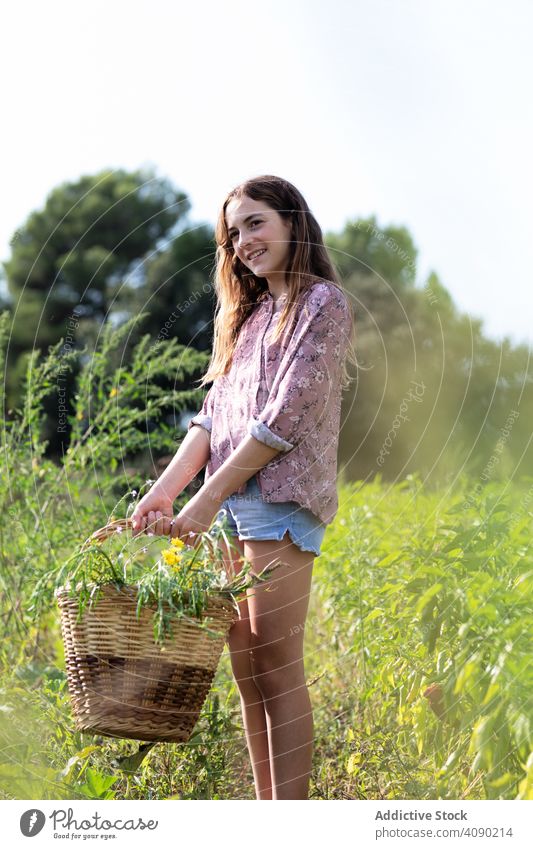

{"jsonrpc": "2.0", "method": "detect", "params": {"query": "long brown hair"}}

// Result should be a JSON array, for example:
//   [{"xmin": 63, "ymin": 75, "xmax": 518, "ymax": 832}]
[{"xmin": 198, "ymin": 174, "xmax": 358, "ymax": 389}]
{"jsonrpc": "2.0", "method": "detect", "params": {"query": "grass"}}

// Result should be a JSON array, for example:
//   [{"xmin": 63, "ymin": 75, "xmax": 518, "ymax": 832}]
[{"xmin": 0, "ymin": 309, "xmax": 531, "ymax": 800}]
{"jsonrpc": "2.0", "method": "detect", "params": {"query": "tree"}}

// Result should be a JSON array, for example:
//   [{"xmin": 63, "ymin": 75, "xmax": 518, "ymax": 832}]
[
  {"xmin": 121, "ymin": 221, "xmax": 217, "ymax": 352},
  {"xmin": 325, "ymin": 214, "xmax": 418, "ymax": 292},
  {"xmin": 2, "ymin": 168, "xmax": 191, "ymax": 450},
  {"xmin": 4, "ymin": 167, "xmax": 189, "ymax": 355}
]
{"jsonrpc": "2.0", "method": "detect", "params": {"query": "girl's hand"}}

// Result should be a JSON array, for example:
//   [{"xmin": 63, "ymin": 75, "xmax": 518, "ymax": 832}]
[
  {"xmin": 131, "ymin": 487, "xmax": 175, "ymax": 538},
  {"xmin": 170, "ymin": 488, "xmax": 223, "ymax": 545}
]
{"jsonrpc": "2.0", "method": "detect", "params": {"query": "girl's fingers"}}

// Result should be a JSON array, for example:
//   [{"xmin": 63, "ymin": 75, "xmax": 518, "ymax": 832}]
[
  {"xmin": 154, "ymin": 511, "xmax": 174, "ymax": 537},
  {"xmin": 131, "ymin": 509, "xmax": 176, "ymax": 538},
  {"xmin": 131, "ymin": 514, "xmax": 146, "ymax": 537},
  {"xmin": 170, "ymin": 519, "xmax": 183, "ymax": 542},
  {"xmin": 146, "ymin": 511, "xmax": 158, "ymax": 534},
  {"xmin": 154, "ymin": 511, "xmax": 164, "ymax": 536}
]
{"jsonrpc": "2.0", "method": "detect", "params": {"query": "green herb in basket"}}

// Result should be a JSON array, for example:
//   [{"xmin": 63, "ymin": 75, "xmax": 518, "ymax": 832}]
[
  {"xmin": 39, "ymin": 512, "xmax": 284, "ymax": 743},
  {"xmin": 30, "ymin": 509, "xmax": 280, "ymax": 645}
]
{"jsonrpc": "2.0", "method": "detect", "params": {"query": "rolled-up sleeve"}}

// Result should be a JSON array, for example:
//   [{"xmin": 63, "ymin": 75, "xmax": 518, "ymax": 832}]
[
  {"xmin": 248, "ymin": 290, "xmax": 352, "ymax": 452},
  {"xmin": 187, "ymin": 384, "xmax": 214, "ymax": 434}
]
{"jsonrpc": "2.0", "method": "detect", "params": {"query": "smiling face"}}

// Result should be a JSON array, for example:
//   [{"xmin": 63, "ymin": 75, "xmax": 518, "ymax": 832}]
[{"xmin": 225, "ymin": 196, "xmax": 293, "ymax": 280}]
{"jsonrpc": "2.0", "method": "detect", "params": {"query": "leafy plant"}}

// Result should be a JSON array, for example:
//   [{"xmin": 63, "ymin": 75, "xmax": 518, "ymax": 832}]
[
  {"xmin": 1, "ymin": 303, "xmax": 531, "ymax": 800},
  {"xmin": 29, "ymin": 510, "xmax": 280, "ymax": 644}
]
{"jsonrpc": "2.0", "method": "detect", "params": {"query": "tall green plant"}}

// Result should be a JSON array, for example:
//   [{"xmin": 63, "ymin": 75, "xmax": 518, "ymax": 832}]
[{"xmin": 0, "ymin": 308, "xmax": 210, "ymax": 665}]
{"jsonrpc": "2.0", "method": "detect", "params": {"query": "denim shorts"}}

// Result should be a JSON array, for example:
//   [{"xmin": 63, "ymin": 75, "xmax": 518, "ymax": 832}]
[{"xmin": 215, "ymin": 475, "xmax": 327, "ymax": 557}]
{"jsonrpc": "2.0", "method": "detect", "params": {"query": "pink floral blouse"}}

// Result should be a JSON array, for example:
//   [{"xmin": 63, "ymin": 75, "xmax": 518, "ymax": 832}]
[{"xmin": 188, "ymin": 280, "xmax": 352, "ymax": 525}]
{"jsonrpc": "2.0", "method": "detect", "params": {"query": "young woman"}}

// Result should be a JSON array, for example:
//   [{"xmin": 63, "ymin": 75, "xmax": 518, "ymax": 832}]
[{"xmin": 132, "ymin": 175, "xmax": 357, "ymax": 800}]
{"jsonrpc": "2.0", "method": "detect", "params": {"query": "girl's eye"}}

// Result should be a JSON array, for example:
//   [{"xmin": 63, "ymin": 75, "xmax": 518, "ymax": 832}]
[{"xmin": 229, "ymin": 220, "xmax": 262, "ymax": 240}]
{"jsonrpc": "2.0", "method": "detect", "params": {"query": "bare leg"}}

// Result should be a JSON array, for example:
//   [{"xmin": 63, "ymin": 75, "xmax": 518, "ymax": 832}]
[
  {"xmin": 244, "ymin": 532, "xmax": 315, "ymax": 800},
  {"xmin": 221, "ymin": 535, "xmax": 273, "ymax": 799}
]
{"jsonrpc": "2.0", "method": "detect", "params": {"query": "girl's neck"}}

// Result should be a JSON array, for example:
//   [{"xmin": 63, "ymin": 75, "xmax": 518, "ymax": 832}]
[
  {"xmin": 270, "ymin": 290, "xmax": 288, "ymax": 312},
  {"xmin": 265, "ymin": 269, "xmax": 289, "ymax": 303},
  {"xmin": 268, "ymin": 283, "xmax": 288, "ymax": 302}
]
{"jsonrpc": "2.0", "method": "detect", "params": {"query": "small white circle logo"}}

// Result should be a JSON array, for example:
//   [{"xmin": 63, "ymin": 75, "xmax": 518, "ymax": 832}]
[{"xmin": 20, "ymin": 810, "xmax": 46, "ymax": 837}]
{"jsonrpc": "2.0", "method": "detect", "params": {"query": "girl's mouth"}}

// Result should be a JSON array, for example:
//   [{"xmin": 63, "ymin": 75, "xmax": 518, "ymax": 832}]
[{"xmin": 248, "ymin": 249, "xmax": 267, "ymax": 262}]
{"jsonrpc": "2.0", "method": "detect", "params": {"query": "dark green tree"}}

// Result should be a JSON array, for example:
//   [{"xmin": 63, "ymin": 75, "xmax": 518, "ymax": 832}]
[
  {"xmin": 328, "ymin": 220, "xmax": 532, "ymax": 485},
  {"xmin": 3, "ymin": 168, "xmax": 191, "ymax": 451},
  {"xmin": 326, "ymin": 214, "xmax": 418, "ymax": 292},
  {"xmin": 120, "ymin": 221, "xmax": 217, "ymax": 351},
  {"xmin": 3, "ymin": 167, "xmax": 189, "ymax": 356}
]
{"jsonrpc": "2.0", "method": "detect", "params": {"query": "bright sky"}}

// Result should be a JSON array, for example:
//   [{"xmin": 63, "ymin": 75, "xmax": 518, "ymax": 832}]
[{"xmin": 1, "ymin": 0, "xmax": 531, "ymax": 347}]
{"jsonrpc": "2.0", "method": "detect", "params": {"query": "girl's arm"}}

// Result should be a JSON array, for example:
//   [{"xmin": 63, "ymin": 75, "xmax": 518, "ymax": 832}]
[
  {"xmin": 131, "ymin": 424, "xmax": 211, "ymax": 538},
  {"xmin": 169, "ymin": 434, "xmax": 280, "ymax": 540},
  {"xmin": 202, "ymin": 434, "xmax": 280, "ymax": 505},
  {"xmin": 150, "ymin": 423, "xmax": 211, "ymax": 500}
]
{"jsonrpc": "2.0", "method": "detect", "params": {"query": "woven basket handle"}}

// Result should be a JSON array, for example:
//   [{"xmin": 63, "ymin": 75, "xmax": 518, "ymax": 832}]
[
  {"xmin": 81, "ymin": 517, "xmax": 134, "ymax": 549},
  {"xmin": 81, "ymin": 518, "xmax": 287, "ymax": 583},
  {"xmin": 81, "ymin": 517, "xmax": 205, "ymax": 553}
]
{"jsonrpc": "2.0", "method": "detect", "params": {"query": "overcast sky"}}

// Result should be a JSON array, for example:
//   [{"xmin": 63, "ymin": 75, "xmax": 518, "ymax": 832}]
[{"xmin": 1, "ymin": 0, "xmax": 531, "ymax": 347}]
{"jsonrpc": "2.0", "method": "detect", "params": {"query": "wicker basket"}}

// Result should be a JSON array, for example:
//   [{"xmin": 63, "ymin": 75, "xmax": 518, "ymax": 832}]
[{"xmin": 56, "ymin": 518, "xmax": 239, "ymax": 743}]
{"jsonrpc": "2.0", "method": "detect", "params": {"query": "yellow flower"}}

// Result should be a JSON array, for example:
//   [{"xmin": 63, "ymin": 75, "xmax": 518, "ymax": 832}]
[
  {"xmin": 76, "ymin": 411, "xmax": 84, "ymax": 421},
  {"xmin": 162, "ymin": 549, "xmax": 182, "ymax": 567},
  {"xmin": 171, "ymin": 537, "xmax": 185, "ymax": 549},
  {"xmin": 162, "ymin": 549, "xmax": 175, "ymax": 566},
  {"xmin": 109, "ymin": 387, "xmax": 118, "ymax": 398}
]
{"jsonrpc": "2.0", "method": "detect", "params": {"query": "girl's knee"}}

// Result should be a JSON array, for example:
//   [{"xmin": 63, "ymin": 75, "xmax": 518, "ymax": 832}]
[
  {"xmin": 227, "ymin": 626, "xmax": 264, "ymax": 703},
  {"xmin": 227, "ymin": 617, "xmax": 252, "ymax": 663},
  {"xmin": 249, "ymin": 633, "xmax": 305, "ymax": 699}
]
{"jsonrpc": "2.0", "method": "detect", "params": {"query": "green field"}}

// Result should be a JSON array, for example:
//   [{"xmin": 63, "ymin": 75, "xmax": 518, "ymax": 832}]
[
  {"xmin": 0, "ymin": 314, "xmax": 531, "ymax": 801},
  {"xmin": 1, "ymin": 474, "xmax": 531, "ymax": 800}
]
